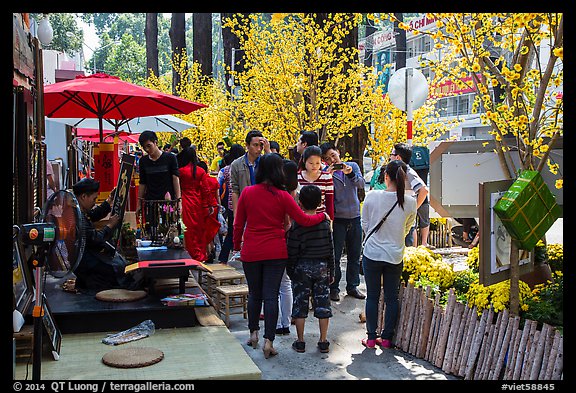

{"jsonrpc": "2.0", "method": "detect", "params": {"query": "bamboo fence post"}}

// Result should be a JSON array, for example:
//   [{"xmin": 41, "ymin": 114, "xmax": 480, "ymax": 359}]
[
  {"xmin": 408, "ymin": 288, "xmax": 423, "ymax": 355},
  {"xmin": 455, "ymin": 305, "xmax": 477, "ymax": 375},
  {"xmin": 429, "ymin": 306, "xmax": 443, "ymax": 363},
  {"xmin": 520, "ymin": 321, "xmax": 539, "ymax": 380},
  {"xmin": 493, "ymin": 315, "xmax": 519, "ymax": 380},
  {"xmin": 475, "ymin": 322, "xmax": 495, "ymax": 380},
  {"xmin": 411, "ymin": 287, "xmax": 424, "ymax": 356},
  {"xmin": 458, "ymin": 306, "xmax": 479, "ymax": 377},
  {"xmin": 425, "ymin": 293, "xmax": 441, "ymax": 361},
  {"xmin": 416, "ymin": 286, "xmax": 431, "ymax": 356},
  {"xmin": 537, "ymin": 324, "xmax": 555, "ymax": 380},
  {"xmin": 419, "ymin": 295, "xmax": 434, "ymax": 359},
  {"xmin": 395, "ymin": 282, "xmax": 408, "ymax": 349},
  {"xmin": 434, "ymin": 288, "xmax": 456, "ymax": 368},
  {"xmin": 488, "ymin": 309, "xmax": 510, "ymax": 380},
  {"xmin": 393, "ymin": 282, "xmax": 407, "ymax": 345},
  {"xmin": 398, "ymin": 282, "xmax": 413, "ymax": 350},
  {"xmin": 543, "ymin": 329, "xmax": 561, "ymax": 380},
  {"xmin": 550, "ymin": 334, "xmax": 564, "ymax": 380},
  {"xmin": 402, "ymin": 283, "xmax": 417, "ymax": 352},
  {"xmin": 451, "ymin": 304, "xmax": 471, "ymax": 375},
  {"xmin": 529, "ymin": 323, "xmax": 550, "ymax": 380},
  {"xmin": 429, "ymin": 293, "xmax": 442, "ymax": 361},
  {"xmin": 474, "ymin": 307, "xmax": 495, "ymax": 379},
  {"xmin": 409, "ymin": 286, "xmax": 426, "ymax": 355},
  {"xmin": 464, "ymin": 307, "xmax": 490, "ymax": 380},
  {"xmin": 477, "ymin": 309, "xmax": 500, "ymax": 379},
  {"xmin": 504, "ymin": 317, "xmax": 524, "ymax": 380},
  {"xmin": 523, "ymin": 329, "xmax": 541, "ymax": 379},
  {"xmin": 513, "ymin": 319, "xmax": 536, "ymax": 380},
  {"xmin": 442, "ymin": 301, "xmax": 463, "ymax": 372}
]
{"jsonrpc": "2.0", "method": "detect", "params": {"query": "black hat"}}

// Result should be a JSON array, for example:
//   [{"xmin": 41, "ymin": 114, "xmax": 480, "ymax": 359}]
[{"xmin": 72, "ymin": 178, "xmax": 100, "ymax": 195}]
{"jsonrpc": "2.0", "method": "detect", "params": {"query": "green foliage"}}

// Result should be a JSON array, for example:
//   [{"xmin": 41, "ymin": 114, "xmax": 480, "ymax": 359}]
[
  {"xmin": 522, "ymin": 272, "xmax": 563, "ymax": 328},
  {"xmin": 106, "ymin": 34, "xmax": 147, "ymax": 83},
  {"xmin": 413, "ymin": 275, "xmax": 441, "ymax": 298},
  {"xmin": 78, "ymin": 13, "xmax": 173, "ymax": 78},
  {"xmin": 453, "ymin": 269, "xmax": 479, "ymax": 297},
  {"xmin": 546, "ymin": 243, "xmax": 563, "ymax": 273}
]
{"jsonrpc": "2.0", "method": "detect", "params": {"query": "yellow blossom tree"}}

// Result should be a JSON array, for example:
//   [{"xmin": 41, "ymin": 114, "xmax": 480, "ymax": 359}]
[
  {"xmin": 385, "ymin": 13, "xmax": 563, "ymax": 183},
  {"xmin": 382, "ymin": 13, "xmax": 563, "ymax": 315},
  {"xmin": 224, "ymin": 13, "xmax": 451, "ymax": 161},
  {"xmin": 146, "ymin": 52, "xmax": 239, "ymax": 164}
]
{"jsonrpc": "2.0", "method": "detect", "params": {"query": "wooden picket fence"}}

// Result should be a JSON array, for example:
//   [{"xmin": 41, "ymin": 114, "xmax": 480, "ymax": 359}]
[
  {"xmin": 416, "ymin": 220, "xmax": 452, "ymax": 248},
  {"xmin": 377, "ymin": 283, "xmax": 563, "ymax": 380}
]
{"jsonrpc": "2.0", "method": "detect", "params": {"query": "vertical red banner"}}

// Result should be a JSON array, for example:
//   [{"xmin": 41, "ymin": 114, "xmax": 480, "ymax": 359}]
[{"xmin": 93, "ymin": 141, "xmax": 120, "ymax": 203}]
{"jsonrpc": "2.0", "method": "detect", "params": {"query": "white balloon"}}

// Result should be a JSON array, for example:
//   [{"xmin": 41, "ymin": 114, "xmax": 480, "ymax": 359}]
[
  {"xmin": 37, "ymin": 16, "xmax": 54, "ymax": 46},
  {"xmin": 388, "ymin": 67, "xmax": 429, "ymax": 111}
]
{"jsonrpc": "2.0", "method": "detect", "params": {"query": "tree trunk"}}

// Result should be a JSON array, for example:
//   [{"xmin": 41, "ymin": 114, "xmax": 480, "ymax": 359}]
[
  {"xmin": 221, "ymin": 13, "xmax": 245, "ymax": 94},
  {"xmin": 170, "ymin": 13, "xmax": 187, "ymax": 96},
  {"xmin": 145, "ymin": 13, "xmax": 159, "ymax": 79},
  {"xmin": 364, "ymin": 18, "xmax": 377, "ymax": 68},
  {"xmin": 193, "ymin": 13, "xmax": 213, "ymax": 77},
  {"xmin": 394, "ymin": 13, "xmax": 407, "ymax": 70},
  {"xmin": 509, "ymin": 240, "xmax": 520, "ymax": 316},
  {"xmin": 339, "ymin": 17, "xmax": 368, "ymax": 179}
]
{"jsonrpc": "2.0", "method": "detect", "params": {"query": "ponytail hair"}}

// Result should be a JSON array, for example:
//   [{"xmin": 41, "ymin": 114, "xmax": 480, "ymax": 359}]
[{"xmin": 385, "ymin": 159, "xmax": 407, "ymax": 209}]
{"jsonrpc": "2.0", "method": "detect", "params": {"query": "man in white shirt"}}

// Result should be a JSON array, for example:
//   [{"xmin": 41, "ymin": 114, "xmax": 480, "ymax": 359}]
[{"xmin": 390, "ymin": 143, "xmax": 432, "ymax": 248}]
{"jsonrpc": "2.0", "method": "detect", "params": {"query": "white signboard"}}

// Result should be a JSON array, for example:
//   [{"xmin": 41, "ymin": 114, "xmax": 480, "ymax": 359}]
[
  {"xmin": 441, "ymin": 151, "xmax": 502, "ymax": 205},
  {"xmin": 490, "ymin": 192, "xmax": 531, "ymax": 274}
]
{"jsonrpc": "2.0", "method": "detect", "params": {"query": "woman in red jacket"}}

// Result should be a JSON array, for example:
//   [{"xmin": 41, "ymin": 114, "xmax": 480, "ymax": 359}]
[
  {"xmin": 234, "ymin": 153, "xmax": 329, "ymax": 358},
  {"xmin": 178, "ymin": 146, "xmax": 219, "ymax": 262}
]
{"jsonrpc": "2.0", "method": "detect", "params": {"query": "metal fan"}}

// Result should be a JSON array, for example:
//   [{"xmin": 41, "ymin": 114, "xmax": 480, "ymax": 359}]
[
  {"xmin": 17, "ymin": 190, "xmax": 85, "ymax": 380},
  {"xmin": 42, "ymin": 190, "xmax": 85, "ymax": 277}
]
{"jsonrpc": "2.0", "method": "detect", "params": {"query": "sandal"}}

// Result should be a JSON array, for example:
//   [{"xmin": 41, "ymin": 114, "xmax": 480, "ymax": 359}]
[
  {"xmin": 246, "ymin": 331, "xmax": 259, "ymax": 349},
  {"xmin": 317, "ymin": 340, "xmax": 330, "ymax": 353},
  {"xmin": 292, "ymin": 340, "xmax": 306, "ymax": 353},
  {"xmin": 362, "ymin": 338, "xmax": 376, "ymax": 349},
  {"xmin": 263, "ymin": 339, "xmax": 278, "ymax": 359}
]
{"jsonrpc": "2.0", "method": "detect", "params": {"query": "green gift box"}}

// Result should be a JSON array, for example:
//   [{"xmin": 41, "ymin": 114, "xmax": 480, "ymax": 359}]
[{"xmin": 493, "ymin": 170, "xmax": 561, "ymax": 250}]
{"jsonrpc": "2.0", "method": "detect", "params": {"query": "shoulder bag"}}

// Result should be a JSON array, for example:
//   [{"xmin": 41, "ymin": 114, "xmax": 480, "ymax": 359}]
[{"xmin": 362, "ymin": 200, "xmax": 398, "ymax": 247}]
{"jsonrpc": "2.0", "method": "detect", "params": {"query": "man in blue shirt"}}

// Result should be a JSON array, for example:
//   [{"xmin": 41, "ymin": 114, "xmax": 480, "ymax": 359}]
[
  {"xmin": 320, "ymin": 142, "xmax": 366, "ymax": 301},
  {"xmin": 230, "ymin": 130, "xmax": 271, "ymax": 213}
]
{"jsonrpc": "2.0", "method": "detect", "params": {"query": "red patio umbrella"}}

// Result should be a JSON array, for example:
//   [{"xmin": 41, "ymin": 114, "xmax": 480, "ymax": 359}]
[
  {"xmin": 43, "ymin": 73, "xmax": 206, "ymax": 142},
  {"xmin": 76, "ymin": 128, "xmax": 140, "ymax": 144}
]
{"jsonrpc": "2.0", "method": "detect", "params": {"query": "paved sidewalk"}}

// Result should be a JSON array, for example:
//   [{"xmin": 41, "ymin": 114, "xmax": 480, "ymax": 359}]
[{"xmin": 224, "ymin": 256, "xmax": 460, "ymax": 381}]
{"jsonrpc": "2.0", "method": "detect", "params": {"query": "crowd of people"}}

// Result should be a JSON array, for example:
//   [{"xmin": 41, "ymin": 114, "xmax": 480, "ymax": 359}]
[{"xmin": 72, "ymin": 128, "xmax": 432, "ymax": 358}]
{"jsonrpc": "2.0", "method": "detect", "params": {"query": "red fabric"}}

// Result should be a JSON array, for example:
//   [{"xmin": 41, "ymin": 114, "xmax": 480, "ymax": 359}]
[
  {"xmin": 201, "ymin": 175, "xmax": 221, "ymax": 245},
  {"xmin": 44, "ymin": 72, "xmax": 206, "ymax": 120},
  {"xmin": 179, "ymin": 164, "xmax": 214, "ymax": 261},
  {"xmin": 233, "ymin": 183, "xmax": 325, "ymax": 262}
]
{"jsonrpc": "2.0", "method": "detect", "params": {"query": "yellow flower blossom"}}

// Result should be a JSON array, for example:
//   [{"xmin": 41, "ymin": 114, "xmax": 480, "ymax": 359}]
[
  {"xmin": 555, "ymin": 179, "xmax": 563, "ymax": 189},
  {"xmin": 553, "ymin": 47, "xmax": 563, "ymax": 60}
]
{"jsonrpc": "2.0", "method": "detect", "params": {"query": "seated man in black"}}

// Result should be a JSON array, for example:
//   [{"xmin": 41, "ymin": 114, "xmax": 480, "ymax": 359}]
[{"xmin": 72, "ymin": 178, "xmax": 142, "ymax": 293}]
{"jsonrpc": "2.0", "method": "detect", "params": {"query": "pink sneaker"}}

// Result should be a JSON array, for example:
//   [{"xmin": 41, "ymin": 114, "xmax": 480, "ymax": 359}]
[
  {"xmin": 361, "ymin": 338, "xmax": 376, "ymax": 349},
  {"xmin": 376, "ymin": 338, "xmax": 392, "ymax": 348}
]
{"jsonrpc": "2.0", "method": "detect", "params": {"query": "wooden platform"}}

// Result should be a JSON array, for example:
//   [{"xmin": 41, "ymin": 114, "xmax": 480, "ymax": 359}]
[
  {"xmin": 41, "ymin": 275, "xmax": 205, "ymax": 334},
  {"xmin": 14, "ymin": 326, "xmax": 261, "ymax": 380}
]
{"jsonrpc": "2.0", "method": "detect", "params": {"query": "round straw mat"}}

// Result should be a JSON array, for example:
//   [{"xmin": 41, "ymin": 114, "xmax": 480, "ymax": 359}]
[
  {"xmin": 102, "ymin": 347, "xmax": 164, "ymax": 368},
  {"xmin": 95, "ymin": 289, "xmax": 147, "ymax": 302}
]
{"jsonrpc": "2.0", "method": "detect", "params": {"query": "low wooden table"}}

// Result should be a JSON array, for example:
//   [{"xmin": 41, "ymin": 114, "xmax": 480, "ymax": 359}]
[{"xmin": 130, "ymin": 247, "xmax": 209, "ymax": 294}]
